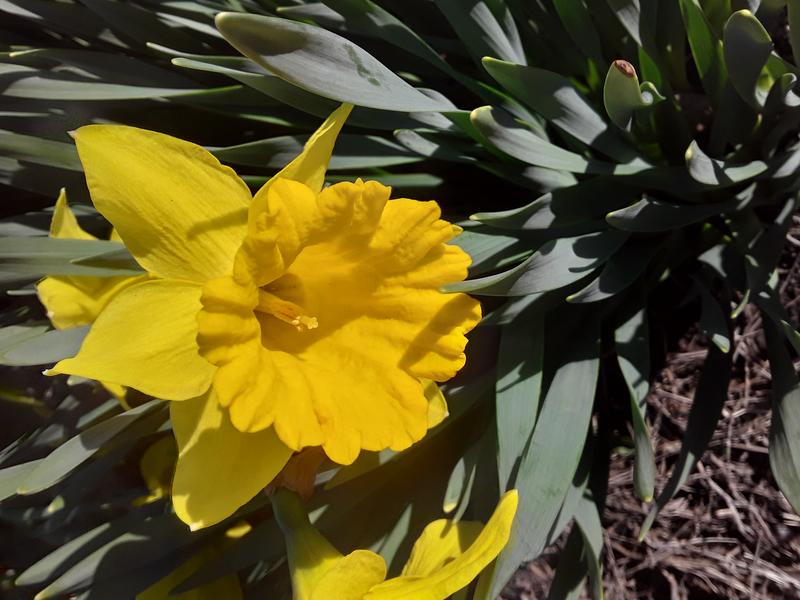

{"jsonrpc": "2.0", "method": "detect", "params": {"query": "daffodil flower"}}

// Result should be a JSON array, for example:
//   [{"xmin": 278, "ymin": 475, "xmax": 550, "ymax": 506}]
[
  {"xmin": 47, "ymin": 104, "xmax": 481, "ymax": 528},
  {"xmin": 271, "ymin": 488, "xmax": 518, "ymax": 600}
]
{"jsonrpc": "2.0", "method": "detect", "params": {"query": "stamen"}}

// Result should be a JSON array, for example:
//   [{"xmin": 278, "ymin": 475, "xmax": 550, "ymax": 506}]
[{"xmin": 256, "ymin": 290, "xmax": 318, "ymax": 331}]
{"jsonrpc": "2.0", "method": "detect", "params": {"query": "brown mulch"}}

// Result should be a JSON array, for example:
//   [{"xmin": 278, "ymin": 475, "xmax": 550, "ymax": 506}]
[{"xmin": 503, "ymin": 216, "xmax": 800, "ymax": 599}]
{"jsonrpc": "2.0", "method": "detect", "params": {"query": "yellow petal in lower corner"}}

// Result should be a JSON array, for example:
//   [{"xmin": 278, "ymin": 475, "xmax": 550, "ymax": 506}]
[
  {"xmin": 364, "ymin": 490, "xmax": 518, "ymax": 600},
  {"xmin": 48, "ymin": 279, "xmax": 214, "ymax": 400},
  {"xmin": 171, "ymin": 392, "xmax": 292, "ymax": 529},
  {"xmin": 311, "ymin": 550, "xmax": 387, "ymax": 600}
]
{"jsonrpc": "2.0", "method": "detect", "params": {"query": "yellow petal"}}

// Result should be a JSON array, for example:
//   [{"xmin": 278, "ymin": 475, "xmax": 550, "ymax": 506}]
[
  {"xmin": 37, "ymin": 274, "xmax": 146, "ymax": 330},
  {"xmin": 48, "ymin": 189, "xmax": 94, "ymax": 240},
  {"xmin": 400, "ymin": 521, "xmax": 483, "ymax": 578},
  {"xmin": 136, "ymin": 542, "xmax": 243, "ymax": 600},
  {"xmin": 49, "ymin": 279, "xmax": 214, "ymax": 400},
  {"xmin": 37, "ymin": 189, "xmax": 146, "ymax": 329},
  {"xmin": 364, "ymin": 490, "xmax": 519, "ymax": 600},
  {"xmin": 259, "ymin": 103, "xmax": 352, "ymax": 196},
  {"xmin": 271, "ymin": 488, "xmax": 345, "ymax": 600},
  {"xmin": 73, "ymin": 125, "xmax": 250, "ymax": 282},
  {"xmin": 171, "ymin": 391, "xmax": 292, "ymax": 529},
  {"xmin": 200, "ymin": 180, "xmax": 480, "ymax": 465},
  {"xmin": 311, "ymin": 550, "xmax": 387, "ymax": 600},
  {"xmin": 423, "ymin": 380, "xmax": 448, "ymax": 429},
  {"xmin": 233, "ymin": 178, "xmax": 324, "ymax": 287}
]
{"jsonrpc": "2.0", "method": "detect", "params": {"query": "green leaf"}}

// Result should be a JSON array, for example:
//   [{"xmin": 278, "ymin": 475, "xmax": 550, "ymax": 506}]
[
  {"xmin": 16, "ymin": 401, "xmax": 161, "ymax": 495},
  {"xmin": 0, "ymin": 326, "xmax": 88, "ymax": 366},
  {"xmin": 442, "ymin": 438, "xmax": 480, "ymax": 521},
  {"xmin": 640, "ymin": 344, "xmax": 732, "ymax": 538},
  {"xmin": 434, "ymin": 0, "xmax": 526, "ymax": 64},
  {"xmin": 615, "ymin": 307, "xmax": 655, "ymax": 502},
  {"xmin": 606, "ymin": 0, "xmax": 643, "ymax": 45},
  {"xmin": 763, "ymin": 313, "xmax": 800, "ymax": 513},
  {"xmin": 212, "ymin": 134, "xmax": 420, "ymax": 170},
  {"xmin": 0, "ymin": 51, "xmax": 208, "ymax": 100},
  {"xmin": 0, "ymin": 131, "xmax": 81, "ymax": 171},
  {"xmin": 603, "ymin": 60, "xmax": 663, "ymax": 130},
  {"xmin": 473, "ymin": 179, "xmax": 635, "ymax": 231},
  {"xmin": 35, "ymin": 512, "xmax": 208, "ymax": 599},
  {"xmin": 470, "ymin": 106, "xmax": 648, "ymax": 175},
  {"xmin": 446, "ymin": 229, "xmax": 629, "ymax": 296},
  {"xmin": 0, "ymin": 458, "xmax": 43, "ymax": 503},
  {"xmin": 551, "ymin": 0, "xmax": 605, "ymax": 66},
  {"xmin": 695, "ymin": 278, "xmax": 731, "ymax": 353},
  {"xmin": 574, "ymin": 495, "xmax": 605, "ymax": 600},
  {"xmin": 680, "ymin": 0, "xmax": 726, "ymax": 101},
  {"xmin": 481, "ymin": 58, "xmax": 640, "ymax": 162},
  {"xmin": 685, "ymin": 140, "xmax": 767, "ymax": 186},
  {"xmin": 79, "ymin": 0, "xmax": 206, "ymax": 53},
  {"xmin": 606, "ymin": 192, "xmax": 743, "ymax": 232},
  {"xmin": 215, "ymin": 12, "xmax": 454, "ymax": 112},
  {"xmin": 567, "ymin": 237, "xmax": 660, "ymax": 303},
  {"xmin": 546, "ymin": 527, "xmax": 588, "ymax": 600},
  {"xmin": 495, "ymin": 315, "xmax": 544, "ymax": 489},
  {"xmin": 15, "ymin": 506, "xmax": 161, "ymax": 587},
  {"xmin": 0, "ymin": 324, "xmax": 49, "ymax": 355},
  {"xmin": 394, "ymin": 129, "xmax": 478, "ymax": 163},
  {"xmin": 490, "ymin": 327, "xmax": 600, "ymax": 596},
  {"xmin": 450, "ymin": 227, "xmax": 528, "ymax": 277},
  {"xmin": 723, "ymin": 9, "xmax": 774, "ymax": 109},
  {"xmin": 0, "ymin": 237, "xmax": 144, "ymax": 279}
]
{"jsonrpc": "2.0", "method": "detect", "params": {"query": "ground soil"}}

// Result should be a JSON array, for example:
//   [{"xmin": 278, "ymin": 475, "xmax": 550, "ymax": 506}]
[{"xmin": 502, "ymin": 216, "xmax": 800, "ymax": 599}]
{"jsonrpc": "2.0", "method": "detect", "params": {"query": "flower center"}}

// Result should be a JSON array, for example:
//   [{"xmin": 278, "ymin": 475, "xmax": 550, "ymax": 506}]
[{"xmin": 255, "ymin": 289, "xmax": 318, "ymax": 332}]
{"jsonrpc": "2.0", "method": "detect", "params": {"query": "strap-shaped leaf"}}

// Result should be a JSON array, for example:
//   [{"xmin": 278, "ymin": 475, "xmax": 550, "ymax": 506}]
[
  {"xmin": 0, "ymin": 326, "xmax": 88, "ymax": 366},
  {"xmin": 495, "ymin": 315, "xmax": 544, "ymax": 490},
  {"xmin": 567, "ymin": 237, "xmax": 660, "ymax": 303},
  {"xmin": 473, "ymin": 179, "xmax": 635, "ymax": 231},
  {"xmin": 615, "ymin": 307, "xmax": 655, "ymax": 502},
  {"xmin": 639, "ymin": 344, "xmax": 732, "ymax": 538},
  {"xmin": 763, "ymin": 313, "xmax": 800, "ymax": 514},
  {"xmin": 489, "ymin": 326, "xmax": 600, "ymax": 596},
  {"xmin": 215, "ymin": 12, "xmax": 454, "ymax": 112},
  {"xmin": 0, "ymin": 237, "xmax": 143, "ymax": 279},
  {"xmin": 685, "ymin": 140, "xmax": 767, "ymax": 186},
  {"xmin": 723, "ymin": 9, "xmax": 774, "ymax": 109},
  {"xmin": 16, "ymin": 400, "xmax": 161, "ymax": 495},
  {"xmin": 471, "ymin": 106, "xmax": 648, "ymax": 175},
  {"xmin": 446, "ymin": 229, "xmax": 629, "ymax": 296},
  {"xmin": 606, "ymin": 192, "xmax": 745, "ymax": 232},
  {"xmin": 481, "ymin": 58, "xmax": 640, "ymax": 162},
  {"xmin": 679, "ymin": 0, "xmax": 726, "ymax": 101},
  {"xmin": 551, "ymin": 0, "xmax": 604, "ymax": 66},
  {"xmin": 212, "ymin": 134, "xmax": 420, "ymax": 170},
  {"xmin": 434, "ymin": 0, "xmax": 526, "ymax": 65}
]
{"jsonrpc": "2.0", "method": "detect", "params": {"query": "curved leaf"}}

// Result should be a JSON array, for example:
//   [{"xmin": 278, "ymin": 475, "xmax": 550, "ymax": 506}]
[{"xmin": 215, "ymin": 12, "xmax": 454, "ymax": 112}]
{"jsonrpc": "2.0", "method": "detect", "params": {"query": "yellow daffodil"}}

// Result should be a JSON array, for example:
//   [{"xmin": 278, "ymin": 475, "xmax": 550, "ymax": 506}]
[
  {"xmin": 271, "ymin": 488, "xmax": 518, "ymax": 600},
  {"xmin": 48, "ymin": 104, "xmax": 480, "ymax": 529}
]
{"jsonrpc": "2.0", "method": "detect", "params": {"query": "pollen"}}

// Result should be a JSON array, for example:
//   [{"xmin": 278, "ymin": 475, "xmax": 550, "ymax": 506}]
[{"xmin": 256, "ymin": 289, "xmax": 318, "ymax": 331}]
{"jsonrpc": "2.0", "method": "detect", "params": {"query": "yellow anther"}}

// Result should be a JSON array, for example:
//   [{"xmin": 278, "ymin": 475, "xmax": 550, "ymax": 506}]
[{"xmin": 256, "ymin": 290, "xmax": 318, "ymax": 331}]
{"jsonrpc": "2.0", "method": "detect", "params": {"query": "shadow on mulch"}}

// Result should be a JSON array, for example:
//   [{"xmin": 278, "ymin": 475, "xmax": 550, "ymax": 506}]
[{"xmin": 503, "ymin": 219, "xmax": 800, "ymax": 599}]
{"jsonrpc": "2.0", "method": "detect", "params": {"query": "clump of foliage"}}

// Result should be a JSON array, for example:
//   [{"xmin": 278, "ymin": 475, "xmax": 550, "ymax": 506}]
[{"xmin": 2, "ymin": 1, "xmax": 800, "ymax": 598}]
